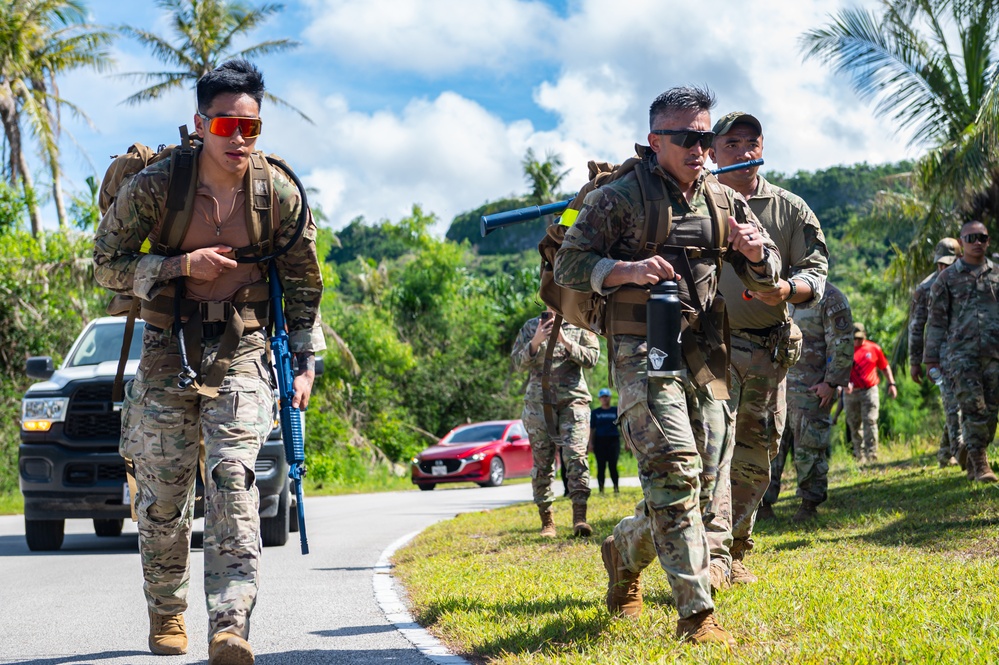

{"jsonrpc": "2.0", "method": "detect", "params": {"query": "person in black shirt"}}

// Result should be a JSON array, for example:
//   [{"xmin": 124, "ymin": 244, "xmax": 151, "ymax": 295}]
[{"xmin": 590, "ymin": 388, "xmax": 620, "ymax": 493}]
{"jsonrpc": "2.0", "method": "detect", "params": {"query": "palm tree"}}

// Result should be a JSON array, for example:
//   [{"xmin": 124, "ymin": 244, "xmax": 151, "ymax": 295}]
[
  {"xmin": 120, "ymin": 0, "xmax": 310, "ymax": 121},
  {"xmin": 801, "ymin": 0, "xmax": 999, "ymax": 277},
  {"xmin": 0, "ymin": 0, "xmax": 114, "ymax": 235},
  {"xmin": 522, "ymin": 148, "xmax": 570, "ymax": 205}
]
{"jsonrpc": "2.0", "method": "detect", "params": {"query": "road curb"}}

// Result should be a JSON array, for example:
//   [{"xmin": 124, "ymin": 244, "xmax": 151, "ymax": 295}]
[{"xmin": 374, "ymin": 530, "xmax": 472, "ymax": 665}]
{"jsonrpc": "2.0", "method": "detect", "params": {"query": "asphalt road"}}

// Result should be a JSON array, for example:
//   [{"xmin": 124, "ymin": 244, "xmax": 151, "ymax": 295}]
[{"xmin": 0, "ymin": 482, "xmax": 545, "ymax": 664}]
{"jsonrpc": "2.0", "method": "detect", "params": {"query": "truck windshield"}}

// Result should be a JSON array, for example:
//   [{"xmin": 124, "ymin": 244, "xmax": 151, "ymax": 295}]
[{"xmin": 66, "ymin": 322, "xmax": 145, "ymax": 367}]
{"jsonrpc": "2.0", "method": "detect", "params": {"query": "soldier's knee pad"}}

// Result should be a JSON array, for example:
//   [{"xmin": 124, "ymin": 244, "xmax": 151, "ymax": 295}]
[
  {"xmin": 146, "ymin": 499, "xmax": 181, "ymax": 524},
  {"xmin": 211, "ymin": 459, "xmax": 255, "ymax": 492}
]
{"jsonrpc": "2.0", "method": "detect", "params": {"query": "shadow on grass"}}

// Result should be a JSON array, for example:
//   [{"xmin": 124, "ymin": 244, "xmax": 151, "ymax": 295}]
[
  {"xmin": 416, "ymin": 593, "xmax": 618, "ymax": 657},
  {"xmin": 759, "ymin": 457, "xmax": 999, "ymax": 553}
]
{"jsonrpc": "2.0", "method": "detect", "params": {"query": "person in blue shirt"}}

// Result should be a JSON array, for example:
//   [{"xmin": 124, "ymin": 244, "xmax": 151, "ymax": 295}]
[{"xmin": 590, "ymin": 388, "xmax": 620, "ymax": 493}]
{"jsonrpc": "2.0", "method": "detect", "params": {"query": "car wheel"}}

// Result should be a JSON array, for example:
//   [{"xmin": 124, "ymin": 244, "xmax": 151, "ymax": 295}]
[
  {"xmin": 418, "ymin": 483, "xmax": 436, "ymax": 491},
  {"xmin": 25, "ymin": 518, "xmax": 65, "ymax": 552},
  {"xmin": 479, "ymin": 457, "xmax": 505, "ymax": 488},
  {"xmin": 261, "ymin": 482, "xmax": 290, "ymax": 547},
  {"xmin": 93, "ymin": 518, "xmax": 124, "ymax": 537}
]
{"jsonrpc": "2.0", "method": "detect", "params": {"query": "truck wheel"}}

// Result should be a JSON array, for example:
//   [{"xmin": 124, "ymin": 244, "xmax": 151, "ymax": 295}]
[
  {"xmin": 261, "ymin": 482, "xmax": 290, "ymax": 547},
  {"xmin": 25, "ymin": 518, "xmax": 65, "ymax": 552},
  {"xmin": 93, "ymin": 518, "xmax": 124, "ymax": 537},
  {"xmin": 289, "ymin": 494, "xmax": 299, "ymax": 533}
]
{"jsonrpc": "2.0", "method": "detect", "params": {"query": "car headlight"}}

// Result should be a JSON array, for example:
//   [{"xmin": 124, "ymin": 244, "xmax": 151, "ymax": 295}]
[
  {"xmin": 21, "ymin": 397, "xmax": 70, "ymax": 432},
  {"xmin": 468, "ymin": 452, "xmax": 487, "ymax": 462},
  {"xmin": 411, "ymin": 457, "xmax": 420, "ymax": 465}
]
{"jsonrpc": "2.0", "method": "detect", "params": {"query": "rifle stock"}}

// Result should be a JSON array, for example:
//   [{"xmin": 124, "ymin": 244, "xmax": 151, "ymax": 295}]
[
  {"xmin": 480, "ymin": 158, "xmax": 764, "ymax": 236},
  {"xmin": 268, "ymin": 262, "xmax": 309, "ymax": 555}
]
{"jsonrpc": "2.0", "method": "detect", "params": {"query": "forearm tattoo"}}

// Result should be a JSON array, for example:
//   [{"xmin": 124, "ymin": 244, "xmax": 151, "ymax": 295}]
[
  {"xmin": 160, "ymin": 255, "xmax": 185, "ymax": 281},
  {"xmin": 295, "ymin": 352, "xmax": 316, "ymax": 375}
]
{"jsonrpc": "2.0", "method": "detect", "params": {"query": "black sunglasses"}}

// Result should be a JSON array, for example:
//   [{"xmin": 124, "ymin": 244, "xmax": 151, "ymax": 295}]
[
  {"xmin": 963, "ymin": 233, "xmax": 990, "ymax": 244},
  {"xmin": 651, "ymin": 129, "xmax": 716, "ymax": 150}
]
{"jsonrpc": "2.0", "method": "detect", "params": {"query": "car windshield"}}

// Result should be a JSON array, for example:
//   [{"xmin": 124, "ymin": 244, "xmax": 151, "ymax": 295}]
[
  {"xmin": 66, "ymin": 321, "xmax": 145, "ymax": 367},
  {"xmin": 444, "ymin": 424, "xmax": 507, "ymax": 444}
]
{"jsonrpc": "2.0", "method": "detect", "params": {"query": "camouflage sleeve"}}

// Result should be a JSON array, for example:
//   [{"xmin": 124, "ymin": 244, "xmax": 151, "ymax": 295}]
[
  {"xmin": 823, "ymin": 291, "xmax": 854, "ymax": 386},
  {"xmin": 93, "ymin": 163, "xmax": 170, "ymax": 298},
  {"xmin": 271, "ymin": 167, "xmax": 326, "ymax": 353},
  {"xmin": 567, "ymin": 329, "xmax": 600, "ymax": 368},
  {"xmin": 511, "ymin": 318, "xmax": 539, "ymax": 373},
  {"xmin": 727, "ymin": 198, "xmax": 781, "ymax": 291},
  {"xmin": 924, "ymin": 274, "xmax": 950, "ymax": 364},
  {"xmin": 785, "ymin": 203, "xmax": 828, "ymax": 309},
  {"xmin": 907, "ymin": 284, "xmax": 929, "ymax": 367},
  {"xmin": 554, "ymin": 187, "xmax": 641, "ymax": 293}
]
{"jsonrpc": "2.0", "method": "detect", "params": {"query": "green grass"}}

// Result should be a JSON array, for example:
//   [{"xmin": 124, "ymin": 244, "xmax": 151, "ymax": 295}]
[
  {"xmin": 393, "ymin": 438, "xmax": 999, "ymax": 664},
  {"xmin": 0, "ymin": 492, "xmax": 23, "ymax": 515}
]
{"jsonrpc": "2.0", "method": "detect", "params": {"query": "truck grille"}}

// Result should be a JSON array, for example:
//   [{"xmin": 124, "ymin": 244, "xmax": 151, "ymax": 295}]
[
  {"xmin": 65, "ymin": 383, "xmax": 120, "ymax": 440},
  {"xmin": 65, "ymin": 462, "xmax": 126, "ymax": 485}
]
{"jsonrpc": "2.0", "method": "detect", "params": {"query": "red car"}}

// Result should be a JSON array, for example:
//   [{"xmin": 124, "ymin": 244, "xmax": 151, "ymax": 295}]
[{"xmin": 411, "ymin": 420, "xmax": 533, "ymax": 490}]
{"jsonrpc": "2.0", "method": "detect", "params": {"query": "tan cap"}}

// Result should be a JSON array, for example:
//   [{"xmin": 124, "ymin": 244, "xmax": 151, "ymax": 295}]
[
  {"xmin": 853, "ymin": 322, "xmax": 866, "ymax": 340},
  {"xmin": 934, "ymin": 237, "xmax": 961, "ymax": 265},
  {"xmin": 712, "ymin": 111, "xmax": 763, "ymax": 137}
]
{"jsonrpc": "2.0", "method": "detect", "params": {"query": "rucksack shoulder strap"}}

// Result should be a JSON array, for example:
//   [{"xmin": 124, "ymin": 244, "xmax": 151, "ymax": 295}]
[
  {"xmin": 632, "ymin": 159, "xmax": 672, "ymax": 261},
  {"xmin": 702, "ymin": 173, "xmax": 731, "ymax": 250},
  {"xmin": 155, "ymin": 128, "xmax": 200, "ymax": 256},
  {"xmin": 233, "ymin": 151, "xmax": 275, "ymax": 260}
]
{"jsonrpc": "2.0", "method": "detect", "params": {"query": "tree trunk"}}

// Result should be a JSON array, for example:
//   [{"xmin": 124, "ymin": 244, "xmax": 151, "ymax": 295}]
[
  {"xmin": 51, "ymin": 167, "xmax": 66, "ymax": 230},
  {"xmin": 18, "ymin": 150, "xmax": 43, "ymax": 246},
  {"xmin": 0, "ymin": 83, "xmax": 21, "ymax": 187}
]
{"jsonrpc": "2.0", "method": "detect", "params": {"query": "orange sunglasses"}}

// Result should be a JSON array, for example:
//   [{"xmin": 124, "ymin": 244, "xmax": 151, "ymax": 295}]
[{"xmin": 197, "ymin": 113, "xmax": 262, "ymax": 139}]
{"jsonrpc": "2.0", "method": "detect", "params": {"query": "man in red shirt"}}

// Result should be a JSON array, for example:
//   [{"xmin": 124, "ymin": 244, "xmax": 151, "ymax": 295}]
[{"xmin": 845, "ymin": 323, "xmax": 897, "ymax": 462}]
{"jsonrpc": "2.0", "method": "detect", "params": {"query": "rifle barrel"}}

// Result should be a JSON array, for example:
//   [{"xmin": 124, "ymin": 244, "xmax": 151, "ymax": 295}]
[{"xmin": 480, "ymin": 158, "xmax": 764, "ymax": 236}]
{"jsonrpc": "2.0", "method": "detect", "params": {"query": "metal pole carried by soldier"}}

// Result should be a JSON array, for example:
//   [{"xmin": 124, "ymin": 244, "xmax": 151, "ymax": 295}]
[
  {"xmin": 93, "ymin": 60, "xmax": 325, "ymax": 664},
  {"xmin": 908, "ymin": 237, "xmax": 964, "ymax": 468},
  {"xmin": 925, "ymin": 221, "xmax": 999, "ymax": 483},
  {"xmin": 511, "ymin": 307, "xmax": 600, "ymax": 537},
  {"xmin": 554, "ymin": 85, "xmax": 782, "ymax": 647},
  {"xmin": 706, "ymin": 111, "xmax": 829, "ymax": 585},
  {"xmin": 760, "ymin": 282, "xmax": 853, "ymax": 522}
]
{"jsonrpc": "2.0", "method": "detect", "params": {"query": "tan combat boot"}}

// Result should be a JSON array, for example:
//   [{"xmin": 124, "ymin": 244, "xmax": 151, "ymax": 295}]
[
  {"xmin": 969, "ymin": 448, "xmax": 998, "ymax": 483},
  {"xmin": 730, "ymin": 558, "xmax": 758, "ymax": 584},
  {"xmin": 792, "ymin": 499, "xmax": 819, "ymax": 523},
  {"xmin": 572, "ymin": 503, "xmax": 592, "ymax": 537},
  {"xmin": 148, "ymin": 610, "xmax": 187, "ymax": 655},
  {"xmin": 209, "ymin": 632, "xmax": 254, "ymax": 665},
  {"xmin": 675, "ymin": 609, "xmax": 736, "ymax": 647},
  {"xmin": 708, "ymin": 562, "xmax": 731, "ymax": 593},
  {"xmin": 539, "ymin": 506, "xmax": 556, "ymax": 538},
  {"xmin": 600, "ymin": 535, "xmax": 642, "ymax": 617}
]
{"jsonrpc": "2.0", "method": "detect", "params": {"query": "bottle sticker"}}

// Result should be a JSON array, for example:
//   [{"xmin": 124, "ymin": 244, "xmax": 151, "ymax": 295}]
[{"xmin": 649, "ymin": 347, "xmax": 668, "ymax": 370}]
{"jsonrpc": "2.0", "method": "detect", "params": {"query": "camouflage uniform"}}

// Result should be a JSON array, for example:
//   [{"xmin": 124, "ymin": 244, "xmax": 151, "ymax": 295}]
[
  {"xmin": 712, "ymin": 175, "xmax": 828, "ymax": 570},
  {"xmin": 765, "ymin": 284, "xmax": 852, "ymax": 506},
  {"xmin": 554, "ymin": 150, "xmax": 780, "ymax": 618},
  {"xmin": 925, "ymin": 258, "xmax": 999, "ymax": 454},
  {"xmin": 93, "ymin": 155, "xmax": 325, "ymax": 641},
  {"xmin": 511, "ymin": 317, "xmax": 600, "ymax": 508},
  {"xmin": 909, "ymin": 271, "xmax": 963, "ymax": 462}
]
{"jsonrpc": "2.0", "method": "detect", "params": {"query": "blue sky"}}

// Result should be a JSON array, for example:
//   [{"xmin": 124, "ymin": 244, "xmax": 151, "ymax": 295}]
[{"xmin": 48, "ymin": 0, "xmax": 916, "ymax": 235}]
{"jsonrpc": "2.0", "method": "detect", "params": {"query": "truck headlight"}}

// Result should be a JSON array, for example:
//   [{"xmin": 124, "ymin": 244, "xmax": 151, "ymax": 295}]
[{"xmin": 21, "ymin": 397, "xmax": 70, "ymax": 432}]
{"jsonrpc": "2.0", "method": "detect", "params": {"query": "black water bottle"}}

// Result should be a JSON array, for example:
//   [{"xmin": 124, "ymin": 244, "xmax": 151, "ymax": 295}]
[{"xmin": 647, "ymin": 280, "xmax": 684, "ymax": 377}]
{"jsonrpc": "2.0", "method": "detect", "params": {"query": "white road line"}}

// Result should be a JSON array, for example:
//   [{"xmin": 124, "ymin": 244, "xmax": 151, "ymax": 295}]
[{"xmin": 373, "ymin": 530, "xmax": 471, "ymax": 665}]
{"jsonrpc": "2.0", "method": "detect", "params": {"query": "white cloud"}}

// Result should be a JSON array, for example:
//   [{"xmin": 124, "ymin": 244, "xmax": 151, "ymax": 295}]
[{"xmin": 302, "ymin": 0, "xmax": 559, "ymax": 75}]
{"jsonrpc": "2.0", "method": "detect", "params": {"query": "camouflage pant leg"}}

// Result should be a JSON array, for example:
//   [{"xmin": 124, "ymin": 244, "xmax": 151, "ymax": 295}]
[
  {"xmin": 941, "ymin": 363, "xmax": 964, "ymax": 457},
  {"xmin": 122, "ymin": 328, "xmax": 271, "ymax": 640},
  {"xmin": 790, "ymin": 393, "xmax": 832, "ymax": 505},
  {"xmin": 703, "ymin": 394, "xmax": 735, "ymax": 574},
  {"xmin": 845, "ymin": 386, "xmax": 879, "ymax": 459},
  {"xmin": 200, "ymin": 333, "xmax": 273, "ymax": 640},
  {"xmin": 523, "ymin": 400, "xmax": 593, "ymax": 507},
  {"xmin": 558, "ymin": 402, "xmax": 592, "ymax": 505},
  {"xmin": 727, "ymin": 339, "xmax": 787, "ymax": 559},
  {"xmin": 763, "ymin": 418, "xmax": 793, "ymax": 506},
  {"xmin": 611, "ymin": 375, "xmax": 713, "ymax": 619},
  {"xmin": 955, "ymin": 358, "xmax": 999, "ymax": 452}
]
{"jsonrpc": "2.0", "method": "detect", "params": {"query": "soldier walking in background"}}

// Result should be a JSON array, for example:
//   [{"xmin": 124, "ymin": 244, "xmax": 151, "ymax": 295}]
[
  {"xmin": 589, "ymin": 388, "xmax": 621, "ymax": 494},
  {"xmin": 760, "ymin": 283, "xmax": 853, "ymax": 522},
  {"xmin": 511, "ymin": 307, "xmax": 600, "ymax": 537},
  {"xmin": 909, "ymin": 238, "xmax": 963, "ymax": 468},
  {"xmin": 925, "ymin": 221, "xmax": 999, "ymax": 483},
  {"xmin": 845, "ymin": 323, "xmax": 897, "ymax": 463},
  {"xmin": 708, "ymin": 112, "xmax": 828, "ymax": 585},
  {"xmin": 555, "ymin": 86, "xmax": 781, "ymax": 646}
]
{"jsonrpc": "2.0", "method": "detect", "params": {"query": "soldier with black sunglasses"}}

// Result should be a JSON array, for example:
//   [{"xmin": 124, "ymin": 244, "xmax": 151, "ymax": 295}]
[{"xmin": 925, "ymin": 221, "xmax": 999, "ymax": 483}]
